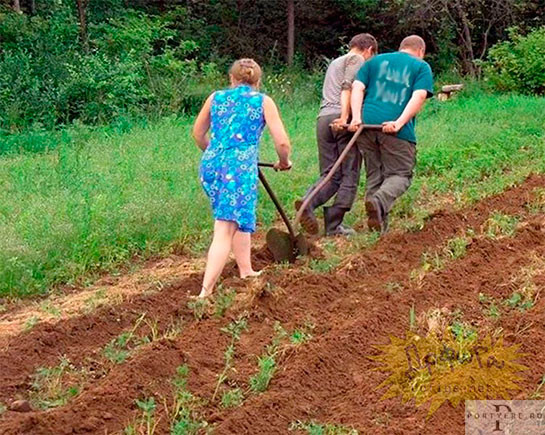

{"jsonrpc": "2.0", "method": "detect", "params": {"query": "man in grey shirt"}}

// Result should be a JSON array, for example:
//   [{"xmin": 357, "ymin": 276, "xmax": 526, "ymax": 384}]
[{"xmin": 296, "ymin": 33, "xmax": 378, "ymax": 236}]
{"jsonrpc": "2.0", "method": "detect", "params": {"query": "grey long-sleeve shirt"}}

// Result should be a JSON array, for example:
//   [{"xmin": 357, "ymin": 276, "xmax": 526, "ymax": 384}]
[{"xmin": 318, "ymin": 52, "xmax": 365, "ymax": 118}]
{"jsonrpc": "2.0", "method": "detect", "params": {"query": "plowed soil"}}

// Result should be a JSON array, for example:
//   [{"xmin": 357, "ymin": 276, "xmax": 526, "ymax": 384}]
[{"xmin": 1, "ymin": 174, "xmax": 544, "ymax": 435}]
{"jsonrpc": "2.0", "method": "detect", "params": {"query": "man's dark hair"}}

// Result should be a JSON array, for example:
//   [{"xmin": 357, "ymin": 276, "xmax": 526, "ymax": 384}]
[
  {"xmin": 399, "ymin": 35, "xmax": 426, "ymax": 52},
  {"xmin": 349, "ymin": 33, "xmax": 378, "ymax": 54}
]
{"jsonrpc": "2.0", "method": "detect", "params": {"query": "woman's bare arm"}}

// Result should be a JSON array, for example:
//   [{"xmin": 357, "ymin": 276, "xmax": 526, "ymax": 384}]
[
  {"xmin": 192, "ymin": 94, "xmax": 214, "ymax": 151},
  {"xmin": 263, "ymin": 95, "xmax": 292, "ymax": 170}
]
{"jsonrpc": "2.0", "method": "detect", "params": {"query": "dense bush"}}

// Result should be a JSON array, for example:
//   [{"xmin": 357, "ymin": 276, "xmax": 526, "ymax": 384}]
[
  {"xmin": 484, "ymin": 27, "xmax": 545, "ymax": 95},
  {"xmin": 1, "ymin": 0, "xmax": 544, "ymax": 138},
  {"xmin": 0, "ymin": 5, "xmax": 220, "ymax": 134}
]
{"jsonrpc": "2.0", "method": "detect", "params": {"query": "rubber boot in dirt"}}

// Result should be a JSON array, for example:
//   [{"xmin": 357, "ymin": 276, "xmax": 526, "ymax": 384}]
[
  {"xmin": 323, "ymin": 206, "xmax": 355, "ymax": 236},
  {"xmin": 295, "ymin": 200, "xmax": 319, "ymax": 234}
]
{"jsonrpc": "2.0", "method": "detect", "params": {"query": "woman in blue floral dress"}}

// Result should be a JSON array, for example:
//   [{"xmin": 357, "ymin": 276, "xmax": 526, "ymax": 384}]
[{"xmin": 193, "ymin": 59, "xmax": 292, "ymax": 298}]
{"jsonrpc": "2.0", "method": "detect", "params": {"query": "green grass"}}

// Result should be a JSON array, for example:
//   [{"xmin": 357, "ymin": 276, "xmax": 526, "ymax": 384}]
[
  {"xmin": 484, "ymin": 212, "xmax": 519, "ymax": 238},
  {"xmin": 1, "ymin": 88, "xmax": 545, "ymax": 297}
]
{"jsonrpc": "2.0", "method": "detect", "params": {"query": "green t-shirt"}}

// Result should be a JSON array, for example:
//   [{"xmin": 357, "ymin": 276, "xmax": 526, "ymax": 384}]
[{"xmin": 356, "ymin": 52, "xmax": 434, "ymax": 143}]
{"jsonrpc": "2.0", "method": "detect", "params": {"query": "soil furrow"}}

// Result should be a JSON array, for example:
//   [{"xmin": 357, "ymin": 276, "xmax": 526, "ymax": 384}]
[{"xmin": 213, "ymin": 216, "xmax": 545, "ymax": 434}]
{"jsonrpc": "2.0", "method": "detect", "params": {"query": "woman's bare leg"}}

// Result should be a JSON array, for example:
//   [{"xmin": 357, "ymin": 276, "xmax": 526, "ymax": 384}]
[
  {"xmin": 233, "ymin": 230, "xmax": 260, "ymax": 278},
  {"xmin": 200, "ymin": 220, "xmax": 238, "ymax": 298}
]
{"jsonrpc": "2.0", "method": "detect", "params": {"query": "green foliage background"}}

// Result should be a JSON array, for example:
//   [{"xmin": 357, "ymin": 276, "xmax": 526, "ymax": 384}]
[
  {"xmin": 0, "ymin": 1, "xmax": 545, "ymax": 296},
  {"xmin": 1, "ymin": 0, "xmax": 544, "ymax": 136},
  {"xmin": 484, "ymin": 27, "xmax": 545, "ymax": 95}
]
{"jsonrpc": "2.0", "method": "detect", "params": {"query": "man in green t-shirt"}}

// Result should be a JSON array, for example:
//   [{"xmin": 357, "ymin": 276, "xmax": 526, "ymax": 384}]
[{"xmin": 349, "ymin": 35, "xmax": 433, "ymax": 234}]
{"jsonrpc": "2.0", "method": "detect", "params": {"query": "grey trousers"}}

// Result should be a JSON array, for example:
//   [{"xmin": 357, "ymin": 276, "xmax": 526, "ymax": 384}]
[
  {"xmin": 304, "ymin": 114, "xmax": 362, "ymax": 211},
  {"xmin": 357, "ymin": 130, "xmax": 416, "ymax": 214}
]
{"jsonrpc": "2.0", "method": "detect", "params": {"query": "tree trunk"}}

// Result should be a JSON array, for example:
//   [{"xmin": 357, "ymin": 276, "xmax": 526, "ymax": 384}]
[
  {"xmin": 13, "ymin": 0, "xmax": 21, "ymax": 13},
  {"xmin": 30, "ymin": 0, "xmax": 36, "ymax": 15},
  {"xmin": 76, "ymin": 0, "xmax": 89, "ymax": 53},
  {"xmin": 454, "ymin": 0, "xmax": 476, "ymax": 76},
  {"xmin": 287, "ymin": 0, "xmax": 295, "ymax": 66}
]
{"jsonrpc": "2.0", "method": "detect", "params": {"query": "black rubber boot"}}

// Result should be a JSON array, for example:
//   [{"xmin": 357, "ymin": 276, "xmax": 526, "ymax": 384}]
[
  {"xmin": 295, "ymin": 200, "xmax": 319, "ymax": 235},
  {"xmin": 323, "ymin": 206, "xmax": 355, "ymax": 236}
]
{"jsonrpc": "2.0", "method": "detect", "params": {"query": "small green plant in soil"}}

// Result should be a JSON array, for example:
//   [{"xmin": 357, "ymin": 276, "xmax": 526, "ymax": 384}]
[
  {"xmin": 249, "ymin": 322, "xmax": 287, "ymax": 393},
  {"xmin": 411, "ymin": 233, "xmax": 472, "ymax": 284},
  {"xmin": 449, "ymin": 321, "xmax": 477, "ymax": 343},
  {"xmin": 187, "ymin": 298, "xmax": 210, "ymax": 321},
  {"xmin": 163, "ymin": 318, "xmax": 184, "ymax": 341},
  {"xmin": 125, "ymin": 397, "xmax": 158, "ymax": 435},
  {"xmin": 487, "ymin": 302, "xmax": 501, "ymax": 320},
  {"xmin": 83, "ymin": 289, "xmax": 107, "ymax": 313},
  {"xmin": 350, "ymin": 230, "xmax": 381, "ymax": 250},
  {"xmin": 526, "ymin": 188, "xmax": 545, "ymax": 214},
  {"xmin": 248, "ymin": 321, "xmax": 314, "ymax": 394},
  {"xmin": 289, "ymin": 420, "xmax": 359, "ymax": 434},
  {"xmin": 397, "ymin": 206, "xmax": 431, "ymax": 233},
  {"xmin": 214, "ymin": 287, "xmax": 236, "ymax": 318},
  {"xmin": 443, "ymin": 235, "xmax": 470, "ymax": 260},
  {"xmin": 103, "ymin": 314, "xmax": 147, "ymax": 364},
  {"xmin": 309, "ymin": 256, "xmax": 341, "ymax": 274},
  {"xmin": 24, "ymin": 315, "xmax": 39, "ymax": 331},
  {"xmin": 504, "ymin": 292, "xmax": 534, "ymax": 312},
  {"xmin": 213, "ymin": 318, "xmax": 248, "ymax": 401},
  {"xmin": 249, "ymin": 355, "xmax": 276, "ymax": 393},
  {"xmin": 384, "ymin": 281, "xmax": 403, "ymax": 293},
  {"xmin": 371, "ymin": 412, "xmax": 391, "ymax": 427},
  {"xmin": 410, "ymin": 251, "xmax": 444, "ymax": 284},
  {"xmin": 220, "ymin": 387, "xmax": 244, "ymax": 409},
  {"xmin": 40, "ymin": 301, "xmax": 62, "ymax": 317},
  {"xmin": 484, "ymin": 212, "xmax": 519, "ymax": 238},
  {"xmin": 424, "ymin": 252, "xmax": 444, "ymax": 271},
  {"xmin": 478, "ymin": 293, "xmax": 502, "ymax": 320},
  {"xmin": 290, "ymin": 326, "xmax": 313, "ymax": 346},
  {"xmin": 478, "ymin": 293, "xmax": 491, "ymax": 304},
  {"xmin": 449, "ymin": 321, "xmax": 478, "ymax": 363},
  {"xmin": 170, "ymin": 365, "xmax": 208, "ymax": 434},
  {"xmin": 29, "ymin": 357, "xmax": 84, "ymax": 410},
  {"xmin": 144, "ymin": 317, "xmax": 160, "ymax": 342},
  {"xmin": 530, "ymin": 374, "xmax": 545, "ymax": 399}
]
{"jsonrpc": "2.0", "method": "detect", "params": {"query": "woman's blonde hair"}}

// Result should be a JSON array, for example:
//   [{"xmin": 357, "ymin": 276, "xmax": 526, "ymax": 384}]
[{"xmin": 229, "ymin": 58, "xmax": 262, "ymax": 86}]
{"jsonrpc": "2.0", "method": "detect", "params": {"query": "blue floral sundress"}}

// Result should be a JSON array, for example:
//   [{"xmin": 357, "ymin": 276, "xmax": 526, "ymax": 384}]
[{"xmin": 200, "ymin": 85, "xmax": 266, "ymax": 233}]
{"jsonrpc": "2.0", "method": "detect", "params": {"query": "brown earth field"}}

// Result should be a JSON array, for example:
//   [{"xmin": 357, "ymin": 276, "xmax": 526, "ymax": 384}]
[{"xmin": 1, "ymin": 174, "xmax": 545, "ymax": 434}]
